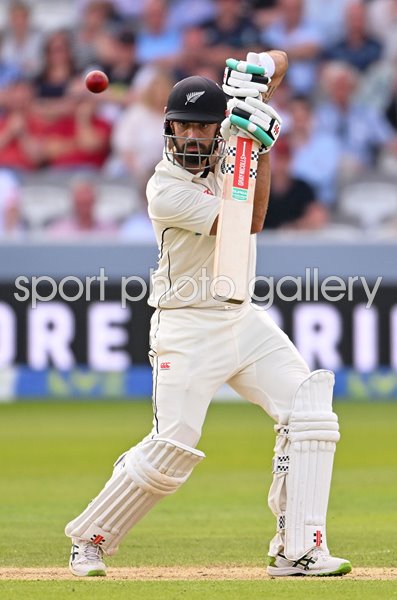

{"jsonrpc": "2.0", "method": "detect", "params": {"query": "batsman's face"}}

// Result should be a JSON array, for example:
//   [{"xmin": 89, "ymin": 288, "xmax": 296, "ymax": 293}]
[{"xmin": 171, "ymin": 121, "xmax": 220, "ymax": 170}]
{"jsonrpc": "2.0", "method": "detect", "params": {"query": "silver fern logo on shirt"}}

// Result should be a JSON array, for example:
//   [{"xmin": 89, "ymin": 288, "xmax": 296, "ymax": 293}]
[{"xmin": 185, "ymin": 91, "xmax": 205, "ymax": 105}]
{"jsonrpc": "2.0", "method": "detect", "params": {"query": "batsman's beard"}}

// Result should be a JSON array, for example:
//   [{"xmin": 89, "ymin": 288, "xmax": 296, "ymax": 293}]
[
  {"xmin": 174, "ymin": 137, "xmax": 214, "ymax": 170},
  {"xmin": 164, "ymin": 134, "xmax": 226, "ymax": 173}
]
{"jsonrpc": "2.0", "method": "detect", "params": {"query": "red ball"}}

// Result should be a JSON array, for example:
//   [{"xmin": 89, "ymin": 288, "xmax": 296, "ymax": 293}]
[{"xmin": 85, "ymin": 70, "xmax": 109, "ymax": 94}]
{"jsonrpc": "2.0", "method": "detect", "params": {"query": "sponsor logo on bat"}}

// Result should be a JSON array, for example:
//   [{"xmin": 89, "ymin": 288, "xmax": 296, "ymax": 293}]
[{"xmin": 232, "ymin": 136, "xmax": 253, "ymax": 201}]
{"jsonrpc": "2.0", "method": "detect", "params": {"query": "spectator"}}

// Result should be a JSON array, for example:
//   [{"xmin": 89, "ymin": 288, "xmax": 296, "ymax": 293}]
[
  {"xmin": 288, "ymin": 95, "xmax": 342, "ymax": 206},
  {"xmin": 135, "ymin": 0, "xmax": 183, "ymax": 67},
  {"xmin": 263, "ymin": 138, "xmax": 328, "ymax": 230},
  {"xmin": 303, "ymin": 0, "xmax": 353, "ymax": 48},
  {"xmin": 379, "ymin": 70, "xmax": 397, "ymax": 175},
  {"xmin": 385, "ymin": 83, "xmax": 397, "ymax": 132},
  {"xmin": 322, "ymin": 1, "xmax": 383, "ymax": 73},
  {"xmin": 0, "ymin": 34, "xmax": 23, "ymax": 112},
  {"xmin": 34, "ymin": 30, "xmax": 78, "ymax": 100},
  {"xmin": 174, "ymin": 25, "xmax": 211, "ymax": 79},
  {"xmin": 28, "ymin": 29, "xmax": 82, "ymax": 123},
  {"xmin": 106, "ymin": 66, "xmax": 174, "ymax": 191},
  {"xmin": 97, "ymin": 27, "xmax": 140, "ymax": 87},
  {"xmin": 167, "ymin": 0, "xmax": 215, "ymax": 30},
  {"xmin": 353, "ymin": 59, "xmax": 394, "ymax": 114},
  {"xmin": 261, "ymin": 0, "xmax": 323, "ymax": 95},
  {"xmin": 107, "ymin": 0, "xmax": 145, "ymax": 20},
  {"xmin": 199, "ymin": 0, "xmax": 262, "ymax": 76},
  {"xmin": 315, "ymin": 61, "xmax": 397, "ymax": 182},
  {"xmin": 72, "ymin": 1, "xmax": 117, "ymax": 71},
  {"xmin": 75, "ymin": 0, "xmax": 136, "ymax": 22},
  {"xmin": 47, "ymin": 173, "xmax": 117, "ymax": 237},
  {"xmin": 367, "ymin": 0, "xmax": 397, "ymax": 63},
  {"xmin": 0, "ymin": 168, "xmax": 22, "ymax": 236},
  {"xmin": 0, "ymin": 77, "xmax": 111, "ymax": 172},
  {"xmin": 40, "ymin": 80, "xmax": 112, "ymax": 171},
  {"xmin": 0, "ymin": 1, "xmax": 43, "ymax": 78},
  {"xmin": 248, "ymin": 0, "xmax": 279, "ymax": 29},
  {"xmin": 0, "ymin": 78, "xmax": 38, "ymax": 171},
  {"xmin": 94, "ymin": 26, "xmax": 141, "ymax": 122}
]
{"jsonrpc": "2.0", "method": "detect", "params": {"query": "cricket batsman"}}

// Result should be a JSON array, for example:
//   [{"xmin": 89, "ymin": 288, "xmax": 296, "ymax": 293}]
[{"xmin": 65, "ymin": 51, "xmax": 352, "ymax": 578}]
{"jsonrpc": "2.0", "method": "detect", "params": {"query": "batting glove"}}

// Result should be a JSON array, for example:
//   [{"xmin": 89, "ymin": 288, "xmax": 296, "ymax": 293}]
[
  {"xmin": 222, "ymin": 53, "xmax": 276, "ymax": 98},
  {"xmin": 222, "ymin": 58, "xmax": 271, "ymax": 98},
  {"xmin": 221, "ymin": 96, "xmax": 282, "ymax": 153}
]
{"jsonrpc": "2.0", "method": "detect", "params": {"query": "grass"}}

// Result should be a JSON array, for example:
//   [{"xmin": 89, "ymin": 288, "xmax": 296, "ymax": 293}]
[
  {"xmin": 1, "ymin": 580, "xmax": 397, "ymax": 600},
  {"xmin": 0, "ymin": 400, "xmax": 396, "ymax": 599}
]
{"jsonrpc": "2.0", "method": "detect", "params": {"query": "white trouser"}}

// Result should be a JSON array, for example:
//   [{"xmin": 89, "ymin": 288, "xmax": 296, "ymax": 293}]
[{"xmin": 148, "ymin": 303, "xmax": 310, "ymax": 446}]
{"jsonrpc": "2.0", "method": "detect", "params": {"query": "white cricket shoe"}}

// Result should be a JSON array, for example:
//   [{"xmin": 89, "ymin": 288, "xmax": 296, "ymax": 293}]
[
  {"xmin": 69, "ymin": 538, "xmax": 107, "ymax": 577},
  {"xmin": 267, "ymin": 547, "xmax": 352, "ymax": 577}
]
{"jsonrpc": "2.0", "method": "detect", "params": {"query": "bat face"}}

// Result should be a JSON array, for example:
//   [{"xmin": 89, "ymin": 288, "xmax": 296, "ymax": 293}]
[
  {"xmin": 212, "ymin": 134, "xmax": 260, "ymax": 303},
  {"xmin": 213, "ymin": 50, "xmax": 288, "ymax": 304}
]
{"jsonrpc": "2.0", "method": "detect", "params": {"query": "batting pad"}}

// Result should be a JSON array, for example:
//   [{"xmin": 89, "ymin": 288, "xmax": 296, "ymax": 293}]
[
  {"xmin": 268, "ymin": 370, "xmax": 340, "ymax": 560},
  {"xmin": 65, "ymin": 438, "xmax": 205, "ymax": 555}
]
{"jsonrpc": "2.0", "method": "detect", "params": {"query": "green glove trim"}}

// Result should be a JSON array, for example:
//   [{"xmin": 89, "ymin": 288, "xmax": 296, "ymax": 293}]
[
  {"xmin": 226, "ymin": 58, "xmax": 265, "ymax": 76},
  {"xmin": 229, "ymin": 114, "xmax": 273, "ymax": 147}
]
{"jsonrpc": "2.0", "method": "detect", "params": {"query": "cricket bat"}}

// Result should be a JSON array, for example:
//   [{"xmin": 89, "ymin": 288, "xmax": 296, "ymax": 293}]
[{"xmin": 213, "ymin": 50, "xmax": 288, "ymax": 303}]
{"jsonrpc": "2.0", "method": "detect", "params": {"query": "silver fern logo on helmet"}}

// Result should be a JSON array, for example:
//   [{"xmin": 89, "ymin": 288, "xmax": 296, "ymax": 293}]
[{"xmin": 185, "ymin": 91, "xmax": 205, "ymax": 105}]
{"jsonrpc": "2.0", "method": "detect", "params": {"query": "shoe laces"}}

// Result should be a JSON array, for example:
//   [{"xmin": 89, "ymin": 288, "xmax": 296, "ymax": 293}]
[
  {"xmin": 277, "ymin": 546, "xmax": 328, "ymax": 567},
  {"xmin": 83, "ymin": 542, "xmax": 103, "ymax": 562},
  {"xmin": 310, "ymin": 547, "xmax": 329, "ymax": 558},
  {"xmin": 306, "ymin": 547, "xmax": 331, "ymax": 565}
]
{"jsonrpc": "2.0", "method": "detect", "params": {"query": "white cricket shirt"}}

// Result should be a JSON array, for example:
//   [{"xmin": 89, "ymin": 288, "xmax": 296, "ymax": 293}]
[{"xmin": 147, "ymin": 156, "xmax": 256, "ymax": 309}]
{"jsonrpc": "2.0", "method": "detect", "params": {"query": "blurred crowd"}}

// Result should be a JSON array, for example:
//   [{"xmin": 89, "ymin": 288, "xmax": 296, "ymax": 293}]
[{"xmin": 1, "ymin": 0, "xmax": 397, "ymax": 239}]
